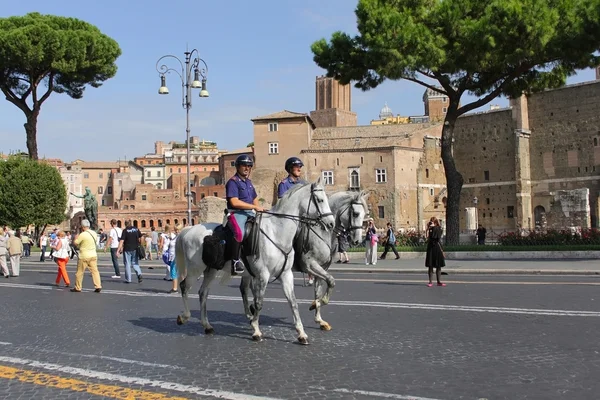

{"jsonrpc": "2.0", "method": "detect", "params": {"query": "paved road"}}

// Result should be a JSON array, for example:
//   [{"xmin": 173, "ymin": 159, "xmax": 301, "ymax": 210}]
[{"xmin": 1, "ymin": 260, "xmax": 600, "ymax": 399}]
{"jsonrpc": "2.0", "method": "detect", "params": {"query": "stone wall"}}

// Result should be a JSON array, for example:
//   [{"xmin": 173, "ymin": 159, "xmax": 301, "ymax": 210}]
[
  {"xmin": 454, "ymin": 108, "xmax": 518, "ymax": 230},
  {"xmin": 197, "ymin": 197, "xmax": 227, "ymax": 224},
  {"xmin": 545, "ymin": 188, "xmax": 591, "ymax": 229}
]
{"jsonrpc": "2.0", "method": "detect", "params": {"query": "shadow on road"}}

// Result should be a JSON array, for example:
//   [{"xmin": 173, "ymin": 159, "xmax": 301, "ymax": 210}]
[{"xmin": 128, "ymin": 310, "xmax": 309, "ymax": 344}]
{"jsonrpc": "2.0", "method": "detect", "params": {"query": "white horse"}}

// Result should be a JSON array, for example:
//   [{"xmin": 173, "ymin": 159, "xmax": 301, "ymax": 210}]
[
  {"xmin": 240, "ymin": 191, "xmax": 368, "ymax": 331},
  {"xmin": 175, "ymin": 178, "xmax": 335, "ymax": 344}
]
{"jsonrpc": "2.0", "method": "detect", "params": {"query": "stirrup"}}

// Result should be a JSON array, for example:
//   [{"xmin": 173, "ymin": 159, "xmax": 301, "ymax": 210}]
[{"xmin": 232, "ymin": 259, "xmax": 245, "ymax": 274}]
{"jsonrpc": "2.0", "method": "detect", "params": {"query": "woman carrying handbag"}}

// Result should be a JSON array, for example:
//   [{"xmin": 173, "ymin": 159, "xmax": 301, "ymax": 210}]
[{"xmin": 425, "ymin": 217, "xmax": 446, "ymax": 287}]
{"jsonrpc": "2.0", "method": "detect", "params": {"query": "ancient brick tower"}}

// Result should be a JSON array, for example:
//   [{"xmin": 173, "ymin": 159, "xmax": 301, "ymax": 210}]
[{"xmin": 309, "ymin": 76, "xmax": 358, "ymax": 128}]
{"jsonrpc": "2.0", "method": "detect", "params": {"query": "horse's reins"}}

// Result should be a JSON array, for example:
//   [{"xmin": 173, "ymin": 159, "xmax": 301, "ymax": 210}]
[
  {"xmin": 255, "ymin": 183, "xmax": 334, "ymax": 282},
  {"xmin": 334, "ymin": 200, "xmax": 366, "ymax": 235}
]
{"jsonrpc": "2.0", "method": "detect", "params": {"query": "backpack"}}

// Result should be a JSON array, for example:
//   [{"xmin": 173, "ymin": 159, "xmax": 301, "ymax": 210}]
[{"xmin": 388, "ymin": 229, "xmax": 396, "ymax": 244}]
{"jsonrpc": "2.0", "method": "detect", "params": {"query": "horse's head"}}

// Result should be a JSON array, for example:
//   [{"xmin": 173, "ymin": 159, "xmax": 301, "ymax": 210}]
[
  {"xmin": 308, "ymin": 177, "xmax": 335, "ymax": 230},
  {"xmin": 344, "ymin": 190, "xmax": 369, "ymax": 245}
]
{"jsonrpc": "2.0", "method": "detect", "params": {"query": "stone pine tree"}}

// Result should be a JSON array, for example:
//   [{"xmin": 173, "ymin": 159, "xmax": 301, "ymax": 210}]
[
  {"xmin": 0, "ymin": 156, "xmax": 68, "ymax": 235},
  {"xmin": 311, "ymin": 0, "xmax": 600, "ymax": 244},
  {"xmin": 0, "ymin": 12, "xmax": 121, "ymax": 160}
]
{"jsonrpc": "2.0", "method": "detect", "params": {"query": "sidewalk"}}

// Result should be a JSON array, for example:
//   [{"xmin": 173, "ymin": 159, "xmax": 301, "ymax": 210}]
[{"xmin": 24, "ymin": 251, "xmax": 600, "ymax": 275}]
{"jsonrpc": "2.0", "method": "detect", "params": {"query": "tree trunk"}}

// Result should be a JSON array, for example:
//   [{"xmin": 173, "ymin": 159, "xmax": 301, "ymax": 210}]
[
  {"xmin": 24, "ymin": 111, "xmax": 39, "ymax": 160},
  {"xmin": 440, "ymin": 115, "xmax": 464, "ymax": 246}
]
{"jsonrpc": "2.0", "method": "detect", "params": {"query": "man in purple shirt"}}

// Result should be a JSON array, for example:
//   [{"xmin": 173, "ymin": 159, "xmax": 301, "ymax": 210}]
[
  {"xmin": 277, "ymin": 157, "xmax": 306, "ymax": 199},
  {"xmin": 225, "ymin": 154, "xmax": 264, "ymax": 275}
]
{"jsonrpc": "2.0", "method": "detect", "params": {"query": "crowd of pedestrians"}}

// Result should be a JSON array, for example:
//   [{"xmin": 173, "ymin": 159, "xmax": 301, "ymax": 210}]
[{"xmin": 1, "ymin": 213, "xmax": 449, "ymax": 289}]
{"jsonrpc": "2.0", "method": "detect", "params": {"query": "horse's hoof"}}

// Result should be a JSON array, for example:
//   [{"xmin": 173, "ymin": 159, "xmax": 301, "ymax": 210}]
[
  {"xmin": 176, "ymin": 315, "xmax": 184, "ymax": 325},
  {"xmin": 298, "ymin": 337, "xmax": 309, "ymax": 345},
  {"xmin": 252, "ymin": 334, "xmax": 263, "ymax": 342},
  {"xmin": 320, "ymin": 323, "xmax": 332, "ymax": 331},
  {"xmin": 205, "ymin": 327, "xmax": 215, "ymax": 335},
  {"xmin": 309, "ymin": 301, "xmax": 317, "ymax": 311}
]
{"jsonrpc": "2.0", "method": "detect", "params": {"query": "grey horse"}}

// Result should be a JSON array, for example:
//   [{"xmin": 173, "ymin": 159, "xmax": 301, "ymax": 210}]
[
  {"xmin": 174, "ymin": 178, "xmax": 335, "ymax": 344},
  {"xmin": 241, "ymin": 190, "xmax": 368, "ymax": 331}
]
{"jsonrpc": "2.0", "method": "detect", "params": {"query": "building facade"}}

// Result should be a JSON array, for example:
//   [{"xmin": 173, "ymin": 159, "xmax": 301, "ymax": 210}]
[
  {"xmin": 251, "ymin": 76, "xmax": 446, "ymax": 230},
  {"xmin": 455, "ymin": 80, "xmax": 600, "ymax": 232}
]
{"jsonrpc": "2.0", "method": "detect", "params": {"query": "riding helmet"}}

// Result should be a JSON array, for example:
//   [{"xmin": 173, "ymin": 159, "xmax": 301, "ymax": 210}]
[
  {"xmin": 285, "ymin": 157, "xmax": 304, "ymax": 173},
  {"xmin": 235, "ymin": 154, "xmax": 254, "ymax": 167}
]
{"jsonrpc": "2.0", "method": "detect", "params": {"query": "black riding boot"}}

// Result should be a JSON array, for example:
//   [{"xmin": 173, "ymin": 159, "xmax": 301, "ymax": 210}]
[{"xmin": 230, "ymin": 240, "xmax": 245, "ymax": 275}]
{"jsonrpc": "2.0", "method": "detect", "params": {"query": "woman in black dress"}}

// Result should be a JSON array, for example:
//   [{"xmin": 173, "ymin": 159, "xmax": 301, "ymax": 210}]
[{"xmin": 425, "ymin": 217, "xmax": 446, "ymax": 287}]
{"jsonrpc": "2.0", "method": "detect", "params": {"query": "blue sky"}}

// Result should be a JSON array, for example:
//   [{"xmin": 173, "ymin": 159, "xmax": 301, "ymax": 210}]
[{"xmin": 0, "ymin": 0, "xmax": 597, "ymax": 161}]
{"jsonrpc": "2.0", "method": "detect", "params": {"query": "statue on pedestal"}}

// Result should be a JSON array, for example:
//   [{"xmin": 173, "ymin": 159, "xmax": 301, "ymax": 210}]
[{"xmin": 70, "ymin": 187, "xmax": 98, "ymax": 230}]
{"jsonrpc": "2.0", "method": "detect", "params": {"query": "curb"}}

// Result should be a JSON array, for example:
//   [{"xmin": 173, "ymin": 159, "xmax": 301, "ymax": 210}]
[{"xmin": 329, "ymin": 268, "xmax": 600, "ymax": 275}]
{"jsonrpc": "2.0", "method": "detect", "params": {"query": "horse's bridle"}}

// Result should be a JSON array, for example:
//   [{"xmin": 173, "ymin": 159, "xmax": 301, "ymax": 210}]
[
  {"xmin": 262, "ymin": 183, "xmax": 333, "ymax": 228},
  {"xmin": 254, "ymin": 183, "xmax": 334, "ymax": 282},
  {"xmin": 336, "ymin": 200, "xmax": 366, "ymax": 234}
]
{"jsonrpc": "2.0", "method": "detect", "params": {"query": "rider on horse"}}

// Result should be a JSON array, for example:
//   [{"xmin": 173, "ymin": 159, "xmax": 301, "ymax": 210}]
[
  {"xmin": 225, "ymin": 154, "xmax": 264, "ymax": 275},
  {"xmin": 277, "ymin": 157, "xmax": 306, "ymax": 199}
]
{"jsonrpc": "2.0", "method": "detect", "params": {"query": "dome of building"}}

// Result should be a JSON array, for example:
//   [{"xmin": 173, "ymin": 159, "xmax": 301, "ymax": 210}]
[{"xmin": 379, "ymin": 102, "xmax": 393, "ymax": 119}]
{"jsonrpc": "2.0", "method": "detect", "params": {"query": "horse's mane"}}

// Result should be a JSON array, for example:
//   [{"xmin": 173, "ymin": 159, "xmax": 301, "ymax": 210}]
[{"xmin": 271, "ymin": 182, "xmax": 311, "ymax": 212}]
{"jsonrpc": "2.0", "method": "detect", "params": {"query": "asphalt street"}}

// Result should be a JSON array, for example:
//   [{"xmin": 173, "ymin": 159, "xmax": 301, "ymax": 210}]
[{"xmin": 0, "ymin": 257, "xmax": 599, "ymax": 399}]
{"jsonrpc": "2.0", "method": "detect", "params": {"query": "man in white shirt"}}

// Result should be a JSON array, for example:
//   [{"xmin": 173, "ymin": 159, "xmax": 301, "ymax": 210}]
[{"xmin": 105, "ymin": 219, "xmax": 122, "ymax": 279}]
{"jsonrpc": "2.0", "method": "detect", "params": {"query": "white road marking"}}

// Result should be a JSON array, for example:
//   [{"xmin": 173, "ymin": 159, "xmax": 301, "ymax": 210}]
[
  {"xmin": 0, "ymin": 356, "xmax": 282, "ymax": 400},
  {"xmin": 18, "ymin": 267, "xmax": 600, "ymax": 282},
  {"xmin": 2, "ymin": 343, "xmax": 182, "ymax": 371},
  {"xmin": 1, "ymin": 282, "xmax": 599, "ymax": 317},
  {"xmin": 310, "ymin": 386, "xmax": 442, "ymax": 400},
  {"xmin": 0, "ymin": 342, "xmax": 12, "ymax": 346}
]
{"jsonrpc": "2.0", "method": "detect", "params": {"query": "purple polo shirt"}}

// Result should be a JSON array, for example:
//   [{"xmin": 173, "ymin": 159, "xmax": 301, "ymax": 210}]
[{"xmin": 226, "ymin": 174, "xmax": 257, "ymax": 209}]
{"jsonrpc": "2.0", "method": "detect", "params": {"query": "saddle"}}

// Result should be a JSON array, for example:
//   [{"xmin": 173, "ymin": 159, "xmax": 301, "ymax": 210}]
[{"xmin": 201, "ymin": 213, "xmax": 261, "ymax": 270}]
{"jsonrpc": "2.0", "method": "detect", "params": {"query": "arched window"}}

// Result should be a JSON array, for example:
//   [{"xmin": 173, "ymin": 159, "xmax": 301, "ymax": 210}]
[
  {"xmin": 141, "ymin": 220, "xmax": 146, "ymax": 228},
  {"xmin": 117, "ymin": 220, "xmax": 122, "ymax": 228},
  {"xmin": 174, "ymin": 218, "xmax": 179, "ymax": 225},
  {"xmin": 158, "ymin": 219, "xmax": 163, "ymax": 228},
  {"xmin": 133, "ymin": 220, "xmax": 138, "ymax": 228},
  {"xmin": 149, "ymin": 220, "xmax": 154, "ymax": 227}
]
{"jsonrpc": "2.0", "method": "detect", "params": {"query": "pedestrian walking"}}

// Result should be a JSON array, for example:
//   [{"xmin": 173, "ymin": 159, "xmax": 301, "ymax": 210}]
[
  {"xmin": 150, "ymin": 227, "xmax": 159, "ymax": 260},
  {"xmin": 364, "ymin": 219, "xmax": 378, "ymax": 265},
  {"xmin": 39, "ymin": 233, "xmax": 48, "ymax": 262},
  {"xmin": 105, "ymin": 219, "xmax": 122, "ymax": 279},
  {"xmin": 71, "ymin": 220, "xmax": 102, "ymax": 293},
  {"xmin": 144, "ymin": 234, "xmax": 153, "ymax": 260},
  {"xmin": 0, "ymin": 232, "xmax": 9, "ymax": 278},
  {"xmin": 117, "ymin": 219, "xmax": 143, "ymax": 284},
  {"xmin": 7, "ymin": 231, "xmax": 23, "ymax": 277},
  {"xmin": 165, "ymin": 224, "xmax": 183, "ymax": 293},
  {"xmin": 52, "ymin": 231, "xmax": 71, "ymax": 287},
  {"xmin": 425, "ymin": 217, "xmax": 446, "ymax": 287},
  {"xmin": 20, "ymin": 231, "xmax": 32, "ymax": 258},
  {"xmin": 380, "ymin": 222, "xmax": 400, "ymax": 260},
  {"xmin": 335, "ymin": 228, "xmax": 350, "ymax": 264},
  {"xmin": 159, "ymin": 226, "xmax": 173, "ymax": 281},
  {"xmin": 476, "ymin": 224, "xmax": 487, "ymax": 245}
]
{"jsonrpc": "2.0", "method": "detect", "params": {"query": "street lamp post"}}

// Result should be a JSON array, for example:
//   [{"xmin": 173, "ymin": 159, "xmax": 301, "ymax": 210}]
[{"xmin": 156, "ymin": 49, "xmax": 209, "ymax": 226}]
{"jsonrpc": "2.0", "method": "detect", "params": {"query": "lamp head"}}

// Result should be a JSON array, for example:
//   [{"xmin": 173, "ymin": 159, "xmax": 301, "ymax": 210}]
[
  {"xmin": 158, "ymin": 75, "xmax": 169, "ymax": 95},
  {"xmin": 199, "ymin": 78, "xmax": 209, "ymax": 98},
  {"xmin": 191, "ymin": 69, "xmax": 202, "ymax": 88}
]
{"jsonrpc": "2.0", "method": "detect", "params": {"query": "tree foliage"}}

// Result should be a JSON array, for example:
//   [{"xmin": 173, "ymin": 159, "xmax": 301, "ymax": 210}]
[
  {"xmin": 0, "ymin": 12, "xmax": 122, "ymax": 159},
  {"xmin": 312, "ymin": 0, "xmax": 600, "ymax": 244},
  {"xmin": 0, "ymin": 156, "xmax": 68, "ymax": 229}
]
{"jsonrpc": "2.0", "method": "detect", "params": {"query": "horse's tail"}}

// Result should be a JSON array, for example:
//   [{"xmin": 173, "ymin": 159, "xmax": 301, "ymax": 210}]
[{"xmin": 175, "ymin": 232, "xmax": 187, "ymax": 281}]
